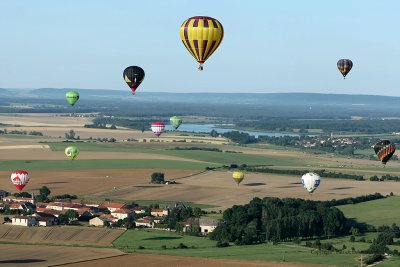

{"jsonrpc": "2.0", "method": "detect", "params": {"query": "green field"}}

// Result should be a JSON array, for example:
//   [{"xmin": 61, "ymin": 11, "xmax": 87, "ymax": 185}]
[
  {"xmin": 377, "ymin": 256, "xmax": 400, "ymax": 266},
  {"xmin": 113, "ymin": 229, "xmax": 359, "ymax": 266},
  {"xmin": 46, "ymin": 141, "xmax": 309, "ymax": 166},
  {"xmin": 0, "ymin": 159, "xmax": 216, "ymax": 171},
  {"xmin": 338, "ymin": 196, "xmax": 400, "ymax": 227}
]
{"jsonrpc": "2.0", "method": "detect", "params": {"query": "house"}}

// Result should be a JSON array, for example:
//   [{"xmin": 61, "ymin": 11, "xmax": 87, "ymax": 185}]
[
  {"xmin": 45, "ymin": 202, "xmax": 64, "ymax": 211},
  {"xmin": 135, "ymin": 217, "xmax": 154, "ymax": 228},
  {"xmin": 180, "ymin": 221, "xmax": 192, "ymax": 232},
  {"xmin": 99, "ymin": 213, "xmax": 118, "ymax": 222},
  {"xmin": 131, "ymin": 206, "xmax": 146, "ymax": 214},
  {"xmin": 35, "ymin": 208, "xmax": 63, "ymax": 217},
  {"xmin": 33, "ymin": 213, "xmax": 58, "ymax": 226},
  {"xmin": 199, "ymin": 218, "xmax": 219, "ymax": 235},
  {"xmin": 3, "ymin": 196, "xmax": 34, "ymax": 204},
  {"xmin": 9, "ymin": 202, "xmax": 27, "ymax": 211},
  {"xmin": 0, "ymin": 190, "xmax": 9, "ymax": 200},
  {"xmin": 12, "ymin": 215, "xmax": 36, "ymax": 226},
  {"xmin": 89, "ymin": 217, "xmax": 112, "ymax": 227},
  {"xmin": 100, "ymin": 202, "xmax": 127, "ymax": 212},
  {"xmin": 150, "ymin": 209, "xmax": 168, "ymax": 217},
  {"xmin": 111, "ymin": 209, "xmax": 132, "ymax": 220},
  {"xmin": 62, "ymin": 203, "xmax": 83, "ymax": 211}
]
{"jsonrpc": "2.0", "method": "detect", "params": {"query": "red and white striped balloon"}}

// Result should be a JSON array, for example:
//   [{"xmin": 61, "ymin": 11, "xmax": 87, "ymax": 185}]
[
  {"xmin": 11, "ymin": 170, "xmax": 30, "ymax": 191},
  {"xmin": 151, "ymin": 122, "xmax": 165, "ymax": 137}
]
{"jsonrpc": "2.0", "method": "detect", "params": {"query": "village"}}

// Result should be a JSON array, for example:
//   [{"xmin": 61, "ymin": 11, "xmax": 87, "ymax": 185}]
[{"xmin": 0, "ymin": 189, "xmax": 219, "ymax": 235}]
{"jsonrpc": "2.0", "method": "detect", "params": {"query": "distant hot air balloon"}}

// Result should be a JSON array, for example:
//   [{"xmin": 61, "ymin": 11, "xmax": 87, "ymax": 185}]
[
  {"xmin": 65, "ymin": 146, "xmax": 79, "ymax": 160},
  {"xmin": 337, "ymin": 59, "xmax": 353, "ymax": 79},
  {"xmin": 123, "ymin": 66, "xmax": 145, "ymax": 94},
  {"xmin": 180, "ymin": 16, "xmax": 224, "ymax": 70},
  {"xmin": 170, "ymin": 116, "xmax": 183, "ymax": 130},
  {"xmin": 232, "ymin": 171, "xmax": 245, "ymax": 186},
  {"xmin": 301, "ymin": 172, "xmax": 320, "ymax": 193},
  {"xmin": 374, "ymin": 140, "xmax": 396, "ymax": 165},
  {"xmin": 66, "ymin": 91, "xmax": 79, "ymax": 106},
  {"xmin": 11, "ymin": 170, "xmax": 30, "ymax": 192},
  {"xmin": 151, "ymin": 122, "xmax": 165, "ymax": 137}
]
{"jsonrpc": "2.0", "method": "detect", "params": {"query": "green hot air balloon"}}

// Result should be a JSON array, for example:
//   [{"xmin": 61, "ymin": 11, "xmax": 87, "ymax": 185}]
[
  {"xmin": 65, "ymin": 146, "xmax": 79, "ymax": 160},
  {"xmin": 170, "ymin": 116, "xmax": 183, "ymax": 130},
  {"xmin": 66, "ymin": 91, "xmax": 79, "ymax": 106}
]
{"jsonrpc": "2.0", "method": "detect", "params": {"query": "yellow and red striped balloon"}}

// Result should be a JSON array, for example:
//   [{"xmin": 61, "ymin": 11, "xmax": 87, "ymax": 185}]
[{"xmin": 180, "ymin": 16, "xmax": 224, "ymax": 70}]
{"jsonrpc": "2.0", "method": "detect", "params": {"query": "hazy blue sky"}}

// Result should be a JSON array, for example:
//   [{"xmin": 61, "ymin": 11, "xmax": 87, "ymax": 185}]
[{"xmin": 0, "ymin": 1, "xmax": 399, "ymax": 95}]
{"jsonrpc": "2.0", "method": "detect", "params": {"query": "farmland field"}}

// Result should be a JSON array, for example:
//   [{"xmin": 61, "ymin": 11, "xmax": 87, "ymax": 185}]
[
  {"xmin": 113, "ymin": 229, "xmax": 357, "ymax": 266},
  {"xmin": 0, "ymin": 244, "xmax": 125, "ymax": 267},
  {"xmin": 338, "ymin": 196, "xmax": 400, "ymax": 227},
  {"xmin": 0, "ymin": 225, "xmax": 124, "ymax": 246}
]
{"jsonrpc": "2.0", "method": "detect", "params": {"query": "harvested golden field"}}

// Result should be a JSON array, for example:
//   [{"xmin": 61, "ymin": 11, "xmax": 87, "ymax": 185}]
[
  {"xmin": 61, "ymin": 253, "xmax": 329, "ymax": 267},
  {"xmin": 0, "ymin": 225, "xmax": 124, "ymax": 246},
  {"xmin": 95, "ymin": 170, "xmax": 400, "ymax": 210},
  {"xmin": 0, "ymin": 244, "xmax": 124, "ymax": 267},
  {"xmin": 0, "ymin": 169, "xmax": 198, "ymax": 196}
]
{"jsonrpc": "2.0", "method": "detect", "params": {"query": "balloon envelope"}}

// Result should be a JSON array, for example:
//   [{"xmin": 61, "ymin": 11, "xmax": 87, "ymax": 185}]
[
  {"xmin": 180, "ymin": 16, "xmax": 224, "ymax": 70},
  {"xmin": 123, "ymin": 66, "xmax": 145, "ymax": 94},
  {"xmin": 151, "ymin": 122, "xmax": 165, "ymax": 137},
  {"xmin": 374, "ymin": 140, "xmax": 396, "ymax": 165},
  {"xmin": 66, "ymin": 91, "xmax": 79, "ymax": 106},
  {"xmin": 301, "ymin": 172, "xmax": 320, "ymax": 193},
  {"xmin": 170, "ymin": 116, "xmax": 183, "ymax": 130},
  {"xmin": 65, "ymin": 146, "xmax": 79, "ymax": 160},
  {"xmin": 232, "ymin": 171, "xmax": 245, "ymax": 185},
  {"xmin": 337, "ymin": 59, "xmax": 353, "ymax": 79},
  {"xmin": 11, "ymin": 170, "xmax": 30, "ymax": 192}
]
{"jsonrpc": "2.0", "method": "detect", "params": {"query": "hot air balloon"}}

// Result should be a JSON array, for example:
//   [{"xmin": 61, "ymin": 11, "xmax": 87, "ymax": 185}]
[
  {"xmin": 11, "ymin": 170, "xmax": 30, "ymax": 192},
  {"xmin": 123, "ymin": 66, "xmax": 145, "ymax": 94},
  {"xmin": 301, "ymin": 172, "xmax": 320, "ymax": 193},
  {"xmin": 374, "ymin": 140, "xmax": 396, "ymax": 165},
  {"xmin": 65, "ymin": 146, "xmax": 79, "ymax": 160},
  {"xmin": 180, "ymin": 16, "xmax": 224, "ymax": 70},
  {"xmin": 337, "ymin": 59, "xmax": 353, "ymax": 79},
  {"xmin": 170, "ymin": 116, "xmax": 182, "ymax": 130},
  {"xmin": 66, "ymin": 91, "xmax": 79, "ymax": 106},
  {"xmin": 151, "ymin": 122, "xmax": 165, "ymax": 137},
  {"xmin": 232, "ymin": 171, "xmax": 244, "ymax": 186}
]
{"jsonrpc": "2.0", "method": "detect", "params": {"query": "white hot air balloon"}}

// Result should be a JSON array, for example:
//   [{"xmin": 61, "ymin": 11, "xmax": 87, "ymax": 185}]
[
  {"xmin": 301, "ymin": 172, "xmax": 320, "ymax": 193},
  {"xmin": 151, "ymin": 122, "xmax": 165, "ymax": 137}
]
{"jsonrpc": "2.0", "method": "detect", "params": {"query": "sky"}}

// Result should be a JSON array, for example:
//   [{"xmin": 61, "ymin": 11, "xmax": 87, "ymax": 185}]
[{"xmin": 0, "ymin": 0, "xmax": 399, "ymax": 95}]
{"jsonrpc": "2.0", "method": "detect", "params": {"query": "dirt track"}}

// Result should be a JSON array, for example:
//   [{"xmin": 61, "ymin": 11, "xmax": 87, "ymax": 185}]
[{"xmin": 60, "ymin": 253, "xmax": 330, "ymax": 267}]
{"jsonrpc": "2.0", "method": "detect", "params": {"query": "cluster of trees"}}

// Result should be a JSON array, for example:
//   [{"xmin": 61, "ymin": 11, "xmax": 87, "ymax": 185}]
[
  {"xmin": 244, "ymin": 166, "xmax": 365, "ymax": 181},
  {"xmin": 84, "ymin": 117, "xmax": 117, "ymax": 129},
  {"xmin": 210, "ymin": 197, "xmax": 347, "ymax": 245},
  {"xmin": 64, "ymin": 129, "xmax": 80, "ymax": 140},
  {"xmin": 163, "ymin": 206, "xmax": 203, "ymax": 233},
  {"xmin": 151, "ymin": 172, "xmax": 165, "ymax": 184},
  {"xmin": 370, "ymin": 174, "xmax": 400, "ymax": 182},
  {"xmin": 221, "ymin": 131, "xmax": 257, "ymax": 144},
  {"xmin": 112, "ymin": 118, "xmax": 153, "ymax": 132},
  {"xmin": 0, "ymin": 129, "xmax": 43, "ymax": 136}
]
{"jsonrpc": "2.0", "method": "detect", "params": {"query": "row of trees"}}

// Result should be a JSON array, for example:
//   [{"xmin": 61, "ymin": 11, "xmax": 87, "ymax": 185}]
[
  {"xmin": 244, "ymin": 166, "xmax": 365, "ymax": 181},
  {"xmin": 0, "ymin": 129, "xmax": 43, "ymax": 136},
  {"xmin": 210, "ymin": 197, "xmax": 348, "ymax": 245}
]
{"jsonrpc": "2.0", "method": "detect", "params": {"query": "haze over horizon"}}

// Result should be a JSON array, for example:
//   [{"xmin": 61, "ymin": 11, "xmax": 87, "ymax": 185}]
[{"xmin": 0, "ymin": 1, "xmax": 399, "ymax": 95}]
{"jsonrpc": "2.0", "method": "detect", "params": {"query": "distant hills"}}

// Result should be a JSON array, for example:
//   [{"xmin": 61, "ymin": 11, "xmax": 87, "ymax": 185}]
[{"xmin": 1, "ymin": 88, "xmax": 400, "ymax": 108}]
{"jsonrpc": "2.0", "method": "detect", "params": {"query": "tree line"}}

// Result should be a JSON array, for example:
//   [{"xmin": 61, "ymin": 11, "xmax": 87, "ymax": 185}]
[{"xmin": 210, "ymin": 197, "xmax": 348, "ymax": 245}]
